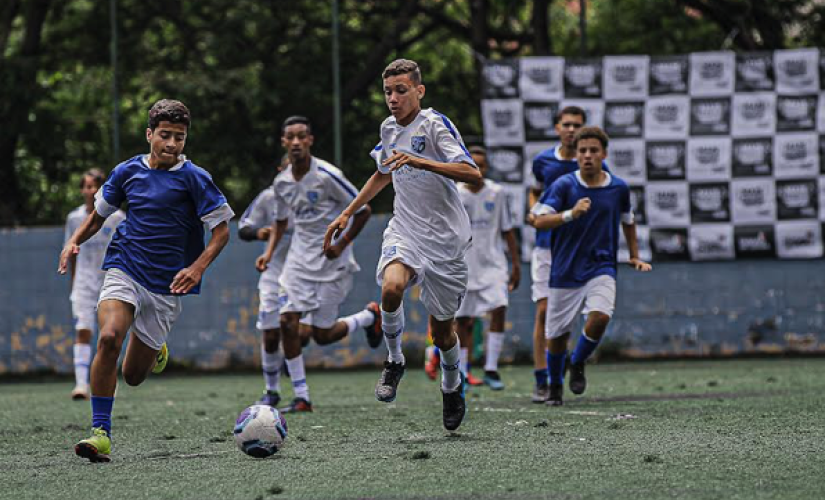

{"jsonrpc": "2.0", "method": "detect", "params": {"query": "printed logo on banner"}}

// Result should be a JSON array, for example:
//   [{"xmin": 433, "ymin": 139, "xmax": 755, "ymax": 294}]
[
  {"xmin": 731, "ymin": 93, "xmax": 776, "ymax": 137},
  {"xmin": 628, "ymin": 185, "xmax": 647, "ymax": 225},
  {"xmin": 686, "ymin": 138, "xmax": 731, "ymax": 181},
  {"xmin": 689, "ymin": 183, "xmax": 731, "ymax": 222},
  {"xmin": 519, "ymin": 57, "xmax": 564, "ymax": 101},
  {"xmin": 775, "ymin": 221, "xmax": 823, "ymax": 258},
  {"xmin": 644, "ymin": 96, "xmax": 689, "ymax": 139},
  {"xmin": 523, "ymin": 102, "xmax": 560, "ymax": 141},
  {"xmin": 818, "ymin": 97, "xmax": 825, "ymax": 133},
  {"xmin": 563, "ymin": 59, "xmax": 602, "ymax": 98},
  {"xmin": 481, "ymin": 99, "xmax": 524, "ymax": 146},
  {"xmin": 821, "ymin": 135, "xmax": 825, "ymax": 173},
  {"xmin": 776, "ymin": 179, "xmax": 818, "ymax": 220},
  {"xmin": 649, "ymin": 56, "xmax": 689, "ymax": 95},
  {"xmin": 645, "ymin": 182, "xmax": 690, "ymax": 226},
  {"xmin": 773, "ymin": 133, "xmax": 818, "ymax": 179},
  {"xmin": 609, "ymin": 139, "xmax": 646, "ymax": 184},
  {"xmin": 650, "ymin": 228, "xmax": 690, "ymax": 261},
  {"xmin": 560, "ymin": 99, "xmax": 605, "ymax": 128},
  {"xmin": 819, "ymin": 177, "xmax": 825, "ymax": 220},
  {"xmin": 735, "ymin": 52, "xmax": 775, "ymax": 92},
  {"xmin": 689, "ymin": 51, "xmax": 735, "ymax": 96},
  {"xmin": 690, "ymin": 98, "xmax": 731, "ymax": 135},
  {"xmin": 821, "ymin": 51, "xmax": 825, "ymax": 90},
  {"xmin": 646, "ymin": 141, "xmax": 686, "ymax": 180},
  {"xmin": 618, "ymin": 225, "xmax": 652, "ymax": 263},
  {"xmin": 776, "ymin": 95, "xmax": 817, "ymax": 131},
  {"xmin": 688, "ymin": 225, "xmax": 735, "ymax": 261},
  {"xmin": 482, "ymin": 60, "xmax": 520, "ymax": 98},
  {"xmin": 604, "ymin": 102, "xmax": 644, "ymax": 137},
  {"xmin": 731, "ymin": 179, "xmax": 776, "ymax": 223},
  {"xmin": 734, "ymin": 225, "xmax": 777, "ymax": 258},
  {"xmin": 774, "ymin": 48, "xmax": 820, "ymax": 95},
  {"xmin": 486, "ymin": 147, "xmax": 525, "ymax": 183},
  {"xmin": 603, "ymin": 56, "xmax": 649, "ymax": 99},
  {"xmin": 732, "ymin": 138, "xmax": 772, "ymax": 176}
]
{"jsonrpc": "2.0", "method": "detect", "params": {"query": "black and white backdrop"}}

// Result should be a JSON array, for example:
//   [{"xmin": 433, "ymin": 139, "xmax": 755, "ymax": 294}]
[{"xmin": 481, "ymin": 49, "xmax": 825, "ymax": 261}]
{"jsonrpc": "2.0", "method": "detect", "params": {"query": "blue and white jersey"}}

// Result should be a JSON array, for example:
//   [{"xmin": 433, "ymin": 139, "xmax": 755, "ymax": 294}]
[
  {"xmin": 95, "ymin": 155, "xmax": 234, "ymax": 295},
  {"xmin": 531, "ymin": 171, "xmax": 634, "ymax": 288},
  {"xmin": 459, "ymin": 180, "xmax": 513, "ymax": 291},
  {"xmin": 272, "ymin": 157, "xmax": 362, "ymax": 282},
  {"xmin": 238, "ymin": 186, "xmax": 293, "ymax": 292},
  {"xmin": 65, "ymin": 204, "xmax": 126, "ymax": 301},
  {"xmin": 370, "ymin": 108, "xmax": 476, "ymax": 262}
]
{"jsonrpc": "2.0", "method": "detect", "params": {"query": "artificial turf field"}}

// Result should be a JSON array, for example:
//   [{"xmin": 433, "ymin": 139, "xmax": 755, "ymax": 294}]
[{"xmin": 2, "ymin": 359, "xmax": 825, "ymax": 500}]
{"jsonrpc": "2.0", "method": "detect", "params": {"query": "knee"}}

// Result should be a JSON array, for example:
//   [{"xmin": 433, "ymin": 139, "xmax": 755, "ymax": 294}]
[
  {"xmin": 588, "ymin": 313, "xmax": 610, "ymax": 334},
  {"xmin": 381, "ymin": 282, "xmax": 405, "ymax": 310},
  {"xmin": 97, "ymin": 331, "xmax": 121, "ymax": 355}
]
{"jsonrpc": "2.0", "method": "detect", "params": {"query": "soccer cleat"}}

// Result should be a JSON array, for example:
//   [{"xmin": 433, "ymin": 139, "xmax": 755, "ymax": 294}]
[
  {"xmin": 75, "ymin": 427, "xmax": 112, "ymax": 463},
  {"xmin": 71, "ymin": 384, "xmax": 90, "ymax": 401},
  {"xmin": 280, "ymin": 397, "xmax": 313, "ymax": 414},
  {"xmin": 546, "ymin": 383, "xmax": 564, "ymax": 406},
  {"xmin": 483, "ymin": 371, "xmax": 505, "ymax": 391},
  {"xmin": 424, "ymin": 348, "xmax": 439, "ymax": 381},
  {"xmin": 442, "ymin": 373, "xmax": 467, "ymax": 431},
  {"xmin": 364, "ymin": 302, "xmax": 383, "ymax": 349},
  {"xmin": 375, "ymin": 361, "xmax": 405, "ymax": 402},
  {"xmin": 466, "ymin": 372, "xmax": 484, "ymax": 387},
  {"xmin": 532, "ymin": 383, "xmax": 550, "ymax": 403},
  {"xmin": 568, "ymin": 361, "xmax": 587, "ymax": 395},
  {"xmin": 152, "ymin": 343, "xmax": 168, "ymax": 374},
  {"xmin": 255, "ymin": 390, "xmax": 281, "ymax": 408}
]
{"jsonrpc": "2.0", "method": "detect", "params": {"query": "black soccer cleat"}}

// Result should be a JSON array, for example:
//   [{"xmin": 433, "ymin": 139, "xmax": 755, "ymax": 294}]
[
  {"xmin": 532, "ymin": 383, "xmax": 550, "ymax": 403},
  {"xmin": 364, "ymin": 302, "xmax": 383, "ymax": 349},
  {"xmin": 442, "ymin": 373, "xmax": 467, "ymax": 431},
  {"xmin": 375, "ymin": 361, "xmax": 405, "ymax": 402},
  {"xmin": 568, "ymin": 361, "xmax": 587, "ymax": 395},
  {"xmin": 546, "ymin": 383, "xmax": 564, "ymax": 406}
]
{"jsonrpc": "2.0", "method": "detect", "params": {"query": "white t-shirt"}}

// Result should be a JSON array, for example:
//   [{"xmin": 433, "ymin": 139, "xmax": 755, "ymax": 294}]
[
  {"xmin": 64, "ymin": 204, "xmax": 126, "ymax": 301},
  {"xmin": 238, "ymin": 186, "xmax": 293, "ymax": 292},
  {"xmin": 370, "ymin": 108, "xmax": 476, "ymax": 262},
  {"xmin": 273, "ymin": 157, "xmax": 362, "ymax": 282},
  {"xmin": 459, "ymin": 180, "xmax": 514, "ymax": 291}
]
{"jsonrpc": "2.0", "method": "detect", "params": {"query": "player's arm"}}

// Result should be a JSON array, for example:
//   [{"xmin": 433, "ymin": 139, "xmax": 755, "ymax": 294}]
[
  {"xmin": 621, "ymin": 221, "xmax": 652, "ymax": 272},
  {"xmin": 529, "ymin": 198, "xmax": 591, "ymax": 230},
  {"xmin": 324, "ymin": 171, "xmax": 391, "ymax": 252},
  {"xmin": 384, "ymin": 152, "xmax": 481, "ymax": 185},
  {"xmin": 58, "ymin": 211, "xmax": 106, "ymax": 275},
  {"xmin": 170, "ymin": 221, "xmax": 231, "ymax": 294},
  {"xmin": 238, "ymin": 225, "xmax": 270, "ymax": 242},
  {"xmin": 324, "ymin": 204, "xmax": 371, "ymax": 260},
  {"xmin": 503, "ymin": 229, "xmax": 521, "ymax": 291},
  {"xmin": 256, "ymin": 218, "xmax": 288, "ymax": 272}
]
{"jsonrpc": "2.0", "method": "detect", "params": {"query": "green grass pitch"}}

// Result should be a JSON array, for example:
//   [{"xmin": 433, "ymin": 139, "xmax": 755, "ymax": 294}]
[{"xmin": 2, "ymin": 359, "xmax": 825, "ymax": 500}]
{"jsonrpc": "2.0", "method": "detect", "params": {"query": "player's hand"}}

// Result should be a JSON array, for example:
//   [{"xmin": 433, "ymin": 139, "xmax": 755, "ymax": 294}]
[
  {"xmin": 572, "ymin": 198, "xmax": 591, "ymax": 219},
  {"xmin": 324, "ymin": 242, "xmax": 345, "ymax": 260},
  {"xmin": 170, "ymin": 266, "xmax": 203, "ymax": 294},
  {"xmin": 526, "ymin": 213, "xmax": 537, "ymax": 227},
  {"xmin": 256, "ymin": 253, "xmax": 271, "ymax": 273},
  {"xmin": 324, "ymin": 213, "xmax": 350, "ymax": 253},
  {"xmin": 508, "ymin": 265, "xmax": 521, "ymax": 292},
  {"xmin": 383, "ymin": 150, "xmax": 426, "ymax": 172},
  {"xmin": 57, "ymin": 243, "xmax": 80, "ymax": 274},
  {"xmin": 628, "ymin": 258, "xmax": 652, "ymax": 272},
  {"xmin": 256, "ymin": 227, "xmax": 271, "ymax": 241}
]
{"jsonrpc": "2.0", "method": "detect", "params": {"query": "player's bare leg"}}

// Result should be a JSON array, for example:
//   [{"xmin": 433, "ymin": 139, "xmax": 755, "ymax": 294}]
[
  {"xmin": 71, "ymin": 328, "xmax": 93, "ymax": 400},
  {"xmin": 121, "ymin": 330, "xmax": 163, "ymax": 387},
  {"xmin": 374, "ymin": 261, "xmax": 413, "ymax": 402},
  {"xmin": 279, "ymin": 312, "xmax": 312, "ymax": 413},
  {"xmin": 454, "ymin": 316, "xmax": 477, "ymax": 385},
  {"xmin": 569, "ymin": 311, "xmax": 610, "ymax": 395},
  {"xmin": 546, "ymin": 332, "xmax": 570, "ymax": 407},
  {"xmin": 532, "ymin": 298, "xmax": 549, "ymax": 402},
  {"xmin": 431, "ymin": 315, "xmax": 466, "ymax": 430},
  {"xmin": 483, "ymin": 306, "xmax": 507, "ymax": 390}
]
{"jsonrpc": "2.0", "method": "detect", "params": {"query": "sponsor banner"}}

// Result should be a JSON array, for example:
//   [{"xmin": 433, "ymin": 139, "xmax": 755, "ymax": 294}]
[
  {"xmin": 645, "ymin": 182, "xmax": 690, "ymax": 227},
  {"xmin": 519, "ymin": 57, "xmax": 564, "ymax": 101},
  {"xmin": 609, "ymin": 139, "xmax": 647, "ymax": 185},
  {"xmin": 689, "ymin": 51, "xmax": 735, "ymax": 96},
  {"xmin": 731, "ymin": 178, "xmax": 776, "ymax": 223},
  {"xmin": 818, "ymin": 97, "xmax": 825, "ymax": 133},
  {"xmin": 734, "ymin": 225, "xmax": 777, "ymax": 258},
  {"xmin": 689, "ymin": 182, "xmax": 731, "ymax": 223},
  {"xmin": 563, "ymin": 58, "xmax": 603, "ymax": 98},
  {"xmin": 686, "ymin": 137, "xmax": 731, "ymax": 181},
  {"xmin": 560, "ymin": 99, "xmax": 604, "ymax": 129},
  {"xmin": 603, "ymin": 55, "xmax": 649, "ymax": 100},
  {"xmin": 523, "ymin": 142, "xmax": 554, "ymax": 185},
  {"xmin": 688, "ymin": 224, "xmax": 735, "ymax": 261},
  {"xmin": 821, "ymin": 135, "xmax": 825, "ymax": 173},
  {"xmin": 481, "ymin": 99, "xmax": 525, "ymax": 146},
  {"xmin": 773, "ymin": 133, "xmax": 819, "ymax": 179},
  {"xmin": 732, "ymin": 137, "xmax": 772, "ymax": 177},
  {"xmin": 604, "ymin": 101, "xmax": 645, "ymax": 138},
  {"xmin": 735, "ymin": 52, "xmax": 775, "ymax": 92},
  {"xmin": 690, "ymin": 97, "xmax": 731, "ymax": 136},
  {"xmin": 819, "ymin": 176, "xmax": 825, "ymax": 221},
  {"xmin": 482, "ymin": 59, "xmax": 520, "ymax": 98},
  {"xmin": 618, "ymin": 225, "xmax": 652, "ymax": 263},
  {"xmin": 776, "ymin": 95, "xmax": 818, "ymax": 131},
  {"xmin": 776, "ymin": 178, "xmax": 818, "ymax": 220},
  {"xmin": 628, "ymin": 185, "xmax": 647, "ymax": 225},
  {"xmin": 646, "ymin": 141, "xmax": 686, "ymax": 180},
  {"xmin": 650, "ymin": 228, "xmax": 690, "ymax": 261},
  {"xmin": 775, "ymin": 220, "xmax": 823, "ymax": 258},
  {"xmin": 486, "ymin": 147, "xmax": 525, "ymax": 184},
  {"xmin": 500, "ymin": 183, "xmax": 527, "ymax": 228},
  {"xmin": 523, "ymin": 102, "xmax": 560, "ymax": 141},
  {"xmin": 774, "ymin": 48, "xmax": 820, "ymax": 95},
  {"xmin": 649, "ymin": 55, "xmax": 689, "ymax": 95},
  {"xmin": 644, "ymin": 96, "xmax": 690, "ymax": 139},
  {"xmin": 731, "ymin": 93, "xmax": 776, "ymax": 137}
]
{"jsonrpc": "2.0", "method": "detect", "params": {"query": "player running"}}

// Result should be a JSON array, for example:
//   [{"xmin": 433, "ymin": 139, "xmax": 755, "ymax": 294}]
[
  {"xmin": 256, "ymin": 116, "xmax": 381, "ymax": 414},
  {"xmin": 324, "ymin": 59, "xmax": 482, "ymax": 431},
  {"xmin": 454, "ymin": 145, "xmax": 520, "ymax": 390},
  {"xmin": 59, "ymin": 99, "xmax": 234, "ymax": 462},
  {"xmin": 528, "ymin": 126, "xmax": 651, "ymax": 406}
]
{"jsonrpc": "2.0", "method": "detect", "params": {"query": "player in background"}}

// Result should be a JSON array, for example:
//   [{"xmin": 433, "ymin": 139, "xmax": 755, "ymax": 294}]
[
  {"xmin": 324, "ymin": 59, "xmax": 482, "ymax": 431},
  {"xmin": 59, "ymin": 99, "xmax": 234, "ymax": 462},
  {"xmin": 454, "ymin": 145, "xmax": 520, "ymax": 390},
  {"xmin": 256, "ymin": 116, "xmax": 381, "ymax": 414},
  {"xmin": 528, "ymin": 127, "xmax": 651, "ymax": 406},
  {"xmin": 64, "ymin": 169, "xmax": 126, "ymax": 400}
]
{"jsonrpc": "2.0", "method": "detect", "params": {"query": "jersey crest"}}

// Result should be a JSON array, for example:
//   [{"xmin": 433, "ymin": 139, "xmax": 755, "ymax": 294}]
[
  {"xmin": 484, "ymin": 201, "xmax": 495, "ymax": 212},
  {"xmin": 411, "ymin": 135, "xmax": 426, "ymax": 154},
  {"xmin": 307, "ymin": 190, "xmax": 319, "ymax": 204}
]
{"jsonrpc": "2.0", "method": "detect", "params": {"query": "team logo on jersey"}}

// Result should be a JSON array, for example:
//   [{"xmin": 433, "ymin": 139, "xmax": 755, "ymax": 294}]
[
  {"xmin": 382, "ymin": 246, "xmax": 397, "ymax": 258},
  {"xmin": 484, "ymin": 201, "xmax": 495, "ymax": 212},
  {"xmin": 411, "ymin": 135, "xmax": 426, "ymax": 154},
  {"xmin": 307, "ymin": 190, "xmax": 319, "ymax": 204}
]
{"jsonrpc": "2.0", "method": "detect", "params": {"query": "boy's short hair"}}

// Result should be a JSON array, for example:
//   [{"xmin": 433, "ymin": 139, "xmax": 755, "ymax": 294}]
[
  {"xmin": 148, "ymin": 99, "xmax": 191, "ymax": 130},
  {"xmin": 80, "ymin": 168, "xmax": 106, "ymax": 189},
  {"xmin": 382, "ymin": 59, "xmax": 422, "ymax": 85},
  {"xmin": 573, "ymin": 127, "xmax": 610, "ymax": 149},
  {"xmin": 555, "ymin": 105, "xmax": 587, "ymax": 124},
  {"xmin": 468, "ymin": 145, "xmax": 487, "ymax": 156},
  {"xmin": 281, "ymin": 116, "xmax": 312, "ymax": 135}
]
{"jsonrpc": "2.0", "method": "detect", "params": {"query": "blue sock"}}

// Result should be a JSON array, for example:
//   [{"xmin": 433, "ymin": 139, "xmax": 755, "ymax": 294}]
[
  {"xmin": 433, "ymin": 346, "xmax": 440, "ymax": 356},
  {"xmin": 534, "ymin": 369, "xmax": 548, "ymax": 386},
  {"xmin": 548, "ymin": 351, "xmax": 567, "ymax": 386},
  {"xmin": 571, "ymin": 334, "xmax": 600, "ymax": 365},
  {"xmin": 91, "ymin": 396, "xmax": 114, "ymax": 435}
]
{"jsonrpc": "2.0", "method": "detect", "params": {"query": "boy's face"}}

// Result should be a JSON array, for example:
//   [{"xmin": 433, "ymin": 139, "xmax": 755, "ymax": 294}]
[
  {"xmin": 576, "ymin": 137, "xmax": 607, "ymax": 176},
  {"xmin": 146, "ymin": 121, "xmax": 187, "ymax": 167},
  {"xmin": 556, "ymin": 113, "xmax": 584, "ymax": 148},
  {"xmin": 281, "ymin": 123, "xmax": 313, "ymax": 164},
  {"xmin": 471, "ymin": 152, "xmax": 488, "ymax": 178},
  {"xmin": 80, "ymin": 175, "xmax": 100, "ymax": 204},
  {"xmin": 383, "ymin": 74, "xmax": 424, "ymax": 122}
]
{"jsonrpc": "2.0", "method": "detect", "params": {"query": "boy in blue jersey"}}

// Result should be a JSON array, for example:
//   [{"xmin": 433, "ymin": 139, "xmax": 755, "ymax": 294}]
[
  {"xmin": 58, "ymin": 99, "xmax": 234, "ymax": 462},
  {"xmin": 528, "ymin": 106, "xmax": 586, "ymax": 403},
  {"xmin": 529, "ymin": 126, "xmax": 651, "ymax": 406}
]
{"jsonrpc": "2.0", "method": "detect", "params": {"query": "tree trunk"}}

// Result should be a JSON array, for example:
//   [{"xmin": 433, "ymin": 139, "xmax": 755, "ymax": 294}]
[{"xmin": 531, "ymin": 0, "xmax": 552, "ymax": 55}]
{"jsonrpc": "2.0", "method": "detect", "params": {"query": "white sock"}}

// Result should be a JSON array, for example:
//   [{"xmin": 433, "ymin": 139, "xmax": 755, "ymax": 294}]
[
  {"xmin": 440, "ymin": 338, "xmax": 462, "ymax": 392},
  {"xmin": 459, "ymin": 347, "xmax": 469, "ymax": 376},
  {"xmin": 261, "ymin": 344, "xmax": 283, "ymax": 392},
  {"xmin": 484, "ymin": 331, "xmax": 505, "ymax": 372},
  {"xmin": 341, "ymin": 308, "xmax": 375, "ymax": 335},
  {"xmin": 381, "ymin": 304, "xmax": 405, "ymax": 365},
  {"xmin": 73, "ymin": 343, "xmax": 92, "ymax": 387},
  {"xmin": 285, "ymin": 355, "xmax": 309, "ymax": 401}
]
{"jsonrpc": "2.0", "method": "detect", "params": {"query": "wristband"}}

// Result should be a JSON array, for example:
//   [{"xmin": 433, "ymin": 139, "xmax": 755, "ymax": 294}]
[{"xmin": 562, "ymin": 210, "xmax": 574, "ymax": 223}]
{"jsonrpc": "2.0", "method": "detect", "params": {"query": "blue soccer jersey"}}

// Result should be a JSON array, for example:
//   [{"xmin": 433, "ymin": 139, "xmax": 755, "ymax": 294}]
[
  {"xmin": 532, "ymin": 171, "xmax": 633, "ymax": 288},
  {"xmin": 95, "ymin": 155, "xmax": 234, "ymax": 295}
]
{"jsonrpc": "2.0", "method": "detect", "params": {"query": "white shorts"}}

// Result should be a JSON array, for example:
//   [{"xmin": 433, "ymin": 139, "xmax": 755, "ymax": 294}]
[
  {"xmin": 376, "ymin": 228, "xmax": 468, "ymax": 321},
  {"xmin": 98, "ymin": 268, "xmax": 183, "ymax": 351},
  {"xmin": 455, "ymin": 283, "xmax": 508, "ymax": 318},
  {"xmin": 279, "ymin": 273, "xmax": 353, "ymax": 329},
  {"xmin": 545, "ymin": 275, "xmax": 616, "ymax": 340},
  {"xmin": 531, "ymin": 247, "xmax": 552, "ymax": 302},
  {"xmin": 71, "ymin": 297, "xmax": 98, "ymax": 332},
  {"xmin": 256, "ymin": 287, "xmax": 281, "ymax": 330}
]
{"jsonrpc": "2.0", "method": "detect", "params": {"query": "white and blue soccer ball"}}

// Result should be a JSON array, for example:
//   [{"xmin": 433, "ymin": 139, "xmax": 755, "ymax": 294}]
[{"xmin": 233, "ymin": 404, "xmax": 288, "ymax": 458}]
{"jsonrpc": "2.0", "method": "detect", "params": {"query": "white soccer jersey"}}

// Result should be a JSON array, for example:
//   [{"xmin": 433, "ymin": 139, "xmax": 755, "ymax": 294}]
[
  {"xmin": 370, "ymin": 108, "xmax": 476, "ymax": 261},
  {"xmin": 238, "ymin": 186, "xmax": 293, "ymax": 292},
  {"xmin": 64, "ymin": 205, "xmax": 126, "ymax": 301},
  {"xmin": 459, "ymin": 179, "xmax": 514, "ymax": 291},
  {"xmin": 273, "ymin": 157, "xmax": 362, "ymax": 282}
]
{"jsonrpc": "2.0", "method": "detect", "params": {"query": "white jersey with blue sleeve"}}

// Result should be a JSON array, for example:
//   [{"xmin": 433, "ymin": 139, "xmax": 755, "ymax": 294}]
[
  {"xmin": 458, "ymin": 180, "xmax": 514, "ymax": 291},
  {"xmin": 65, "ymin": 204, "xmax": 126, "ymax": 303},
  {"xmin": 238, "ymin": 186, "xmax": 293, "ymax": 293}
]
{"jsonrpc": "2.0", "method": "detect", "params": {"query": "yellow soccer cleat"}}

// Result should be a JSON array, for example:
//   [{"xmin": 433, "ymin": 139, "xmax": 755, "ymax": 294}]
[
  {"xmin": 75, "ymin": 427, "xmax": 111, "ymax": 463},
  {"xmin": 152, "ymin": 343, "xmax": 168, "ymax": 374}
]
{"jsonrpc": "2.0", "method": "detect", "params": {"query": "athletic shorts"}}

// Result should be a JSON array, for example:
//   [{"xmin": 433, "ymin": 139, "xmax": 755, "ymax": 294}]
[
  {"xmin": 531, "ymin": 247, "xmax": 552, "ymax": 302},
  {"xmin": 256, "ymin": 287, "xmax": 281, "ymax": 330},
  {"xmin": 279, "ymin": 273, "xmax": 353, "ymax": 329},
  {"xmin": 545, "ymin": 275, "xmax": 616, "ymax": 340},
  {"xmin": 455, "ymin": 283, "xmax": 508, "ymax": 318},
  {"xmin": 98, "ymin": 268, "xmax": 182, "ymax": 351},
  {"xmin": 376, "ymin": 228, "xmax": 468, "ymax": 321}
]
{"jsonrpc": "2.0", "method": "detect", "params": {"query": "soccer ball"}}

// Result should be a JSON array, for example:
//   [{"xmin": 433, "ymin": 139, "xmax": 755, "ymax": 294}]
[{"xmin": 233, "ymin": 404, "xmax": 288, "ymax": 458}]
